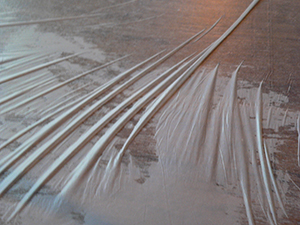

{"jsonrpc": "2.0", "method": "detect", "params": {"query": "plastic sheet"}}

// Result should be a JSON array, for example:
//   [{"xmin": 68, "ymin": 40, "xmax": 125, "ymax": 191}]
[{"xmin": 0, "ymin": 0, "xmax": 299, "ymax": 224}]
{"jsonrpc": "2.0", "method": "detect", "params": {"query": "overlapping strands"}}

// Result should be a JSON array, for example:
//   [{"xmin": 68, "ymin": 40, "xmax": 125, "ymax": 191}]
[
  {"xmin": 0, "ymin": 0, "xmax": 137, "ymax": 28},
  {"xmin": 0, "ymin": 0, "xmax": 297, "ymax": 224},
  {"xmin": 156, "ymin": 67, "xmax": 291, "ymax": 225}
]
